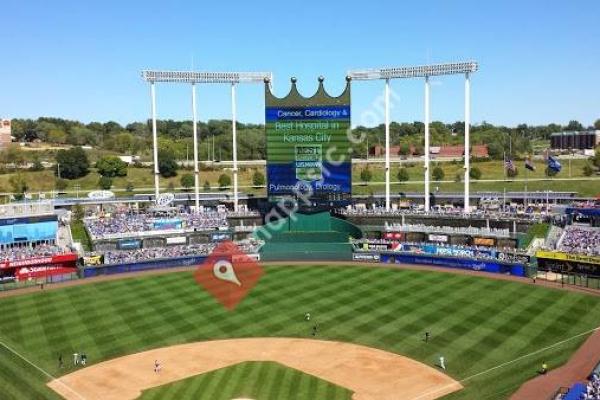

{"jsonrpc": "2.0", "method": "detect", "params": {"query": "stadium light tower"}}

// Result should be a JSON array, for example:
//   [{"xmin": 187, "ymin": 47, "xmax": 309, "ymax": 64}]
[
  {"xmin": 348, "ymin": 61, "xmax": 478, "ymax": 212},
  {"xmin": 141, "ymin": 70, "xmax": 272, "ymax": 212}
]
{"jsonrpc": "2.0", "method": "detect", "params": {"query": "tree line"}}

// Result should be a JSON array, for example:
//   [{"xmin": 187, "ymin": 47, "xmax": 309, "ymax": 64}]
[{"xmin": 8, "ymin": 117, "xmax": 600, "ymax": 164}]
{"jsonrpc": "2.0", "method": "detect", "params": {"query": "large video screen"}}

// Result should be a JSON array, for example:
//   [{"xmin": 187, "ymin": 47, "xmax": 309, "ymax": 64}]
[{"xmin": 265, "ymin": 92, "xmax": 351, "ymax": 198}]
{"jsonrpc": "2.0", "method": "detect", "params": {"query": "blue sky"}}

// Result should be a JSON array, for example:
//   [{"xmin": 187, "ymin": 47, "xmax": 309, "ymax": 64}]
[{"xmin": 2, "ymin": 0, "xmax": 599, "ymax": 127}]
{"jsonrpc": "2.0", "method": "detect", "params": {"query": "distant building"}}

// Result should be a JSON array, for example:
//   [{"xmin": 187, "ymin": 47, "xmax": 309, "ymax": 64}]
[
  {"xmin": 369, "ymin": 144, "xmax": 416, "ymax": 157},
  {"xmin": 0, "ymin": 119, "xmax": 12, "ymax": 149},
  {"xmin": 550, "ymin": 130, "xmax": 599, "ymax": 150}
]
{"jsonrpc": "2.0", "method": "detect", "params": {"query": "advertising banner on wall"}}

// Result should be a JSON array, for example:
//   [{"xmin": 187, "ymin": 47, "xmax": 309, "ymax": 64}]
[
  {"xmin": 536, "ymin": 250, "xmax": 600, "ymax": 266},
  {"xmin": 117, "ymin": 239, "xmax": 142, "ymax": 250},
  {"xmin": 352, "ymin": 253, "xmax": 380, "ymax": 262},
  {"xmin": 0, "ymin": 253, "xmax": 77, "ymax": 269},
  {"xmin": 473, "ymin": 237, "xmax": 496, "ymax": 246},
  {"xmin": 428, "ymin": 234, "xmax": 448, "ymax": 243},
  {"xmin": 166, "ymin": 236, "xmax": 187, "ymax": 245}
]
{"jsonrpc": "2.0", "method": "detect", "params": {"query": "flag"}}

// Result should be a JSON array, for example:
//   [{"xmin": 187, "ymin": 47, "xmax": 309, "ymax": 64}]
[
  {"xmin": 547, "ymin": 156, "xmax": 562, "ymax": 172},
  {"xmin": 505, "ymin": 158, "xmax": 516, "ymax": 172},
  {"xmin": 525, "ymin": 158, "xmax": 536, "ymax": 171}
]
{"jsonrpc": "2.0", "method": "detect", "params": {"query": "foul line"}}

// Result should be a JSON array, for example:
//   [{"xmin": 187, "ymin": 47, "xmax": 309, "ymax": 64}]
[
  {"xmin": 409, "ymin": 325, "xmax": 600, "ymax": 400},
  {"xmin": 0, "ymin": 340, "xmax": 87, "ymax": 400}
]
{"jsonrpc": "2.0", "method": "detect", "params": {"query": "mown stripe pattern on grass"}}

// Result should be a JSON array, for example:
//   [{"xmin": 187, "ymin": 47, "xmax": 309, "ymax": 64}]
[
  {"xmin": 0, "ymin": 265, "xmax": 599, "ymax": 400},
  {"xmin": 139, "ymin": 361, "xmax": 352, "ymax": 400}
]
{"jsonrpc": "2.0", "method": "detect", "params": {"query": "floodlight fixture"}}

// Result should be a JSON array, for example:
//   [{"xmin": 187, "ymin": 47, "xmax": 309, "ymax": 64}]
[
  {"xmin": 348, "ymin": 61, "xmax": 478, "ymax": 81},
  {"xmin": 141, "ymin": 70, "xmax": 272, "ymax": 84}
]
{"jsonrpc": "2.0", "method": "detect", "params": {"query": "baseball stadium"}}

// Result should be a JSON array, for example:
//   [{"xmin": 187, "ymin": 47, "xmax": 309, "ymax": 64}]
[
  {"xmin": 2, "ymin": 4, "xmax": 600, "ymax": 398},
  {"xmin": 1, "ymin": 74, "xmax": 600, "ymax": 400}
]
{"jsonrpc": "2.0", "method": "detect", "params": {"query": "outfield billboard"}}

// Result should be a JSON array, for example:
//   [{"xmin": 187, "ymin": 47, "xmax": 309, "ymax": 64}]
[{"xmin": 265, "ymin": 78, "xmax": 351, "ymax": 199}]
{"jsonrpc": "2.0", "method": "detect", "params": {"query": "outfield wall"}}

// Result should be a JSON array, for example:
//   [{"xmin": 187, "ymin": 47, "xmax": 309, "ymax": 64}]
[
  {"xmin": 353, "ymin": 252, "xmax": 527, "ymax": 276},
  {"xmin": 82, "ymin": 255, "xmax": 208, "ymax": 277}
]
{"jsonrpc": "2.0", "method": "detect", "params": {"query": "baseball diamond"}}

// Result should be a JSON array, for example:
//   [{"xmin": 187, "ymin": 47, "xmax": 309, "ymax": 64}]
[{"xmin": 0, "ymin": 265, "xmax": 599, "ymax": 399}]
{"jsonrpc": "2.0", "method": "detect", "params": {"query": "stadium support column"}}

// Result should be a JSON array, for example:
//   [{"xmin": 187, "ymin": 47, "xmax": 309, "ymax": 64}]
[
  {"xmin": 192, "ymin": 83, "xmax": 200, "ymax": 212},
  {"xmin": 384, "ymin": 79, "xmax": 390, "ymax": 211},
  {"xmin": 150, "ymin": 81, "xmax": 160, "ymax": 200},
  {"xmin": 424, "ymin": 76, "xmax": 430, "ymax": 212},
  {"xmin": 464, "ymin": 72, "xmax": 471, "ymax": 213},
  {"xmin": 231, "ymin": 82, "xmax": 239, "ymax": 212}
]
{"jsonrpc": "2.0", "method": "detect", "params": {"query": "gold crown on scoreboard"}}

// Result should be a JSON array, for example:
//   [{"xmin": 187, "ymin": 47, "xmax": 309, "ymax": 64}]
[{"xmin": 265, "ymin": 76, "xmax": 351, "ymax": 107}]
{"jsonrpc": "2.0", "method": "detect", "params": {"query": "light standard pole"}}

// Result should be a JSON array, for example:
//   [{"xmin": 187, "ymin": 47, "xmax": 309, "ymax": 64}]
[
  {"xmin": 384, "ymin": 79, "xmax": 391, "ymax": 210},
  {"xmin": 464, "ymin": 72, "xmax": 471, "ymax": 213},
  {"xmin": 191, "ymin": 83, "xmax": 200, "ymax": 211},
  {"xmin": 141, "ymin": 70, "xmax": 271, "ymax": 208},
  {"xmin": 231, "ymin": 82, "xmax": 239, "ymax": 212},
  {"xmin": 348, "ymin": 61, "xmax": 478, "ymax": 213},
  {"xmin": 424, "ymin": 76, "xmax": 431, "ymax": 212},
  {"xmin": 150, "ymin": 81, "xmax": 160, "ymax": 200}
]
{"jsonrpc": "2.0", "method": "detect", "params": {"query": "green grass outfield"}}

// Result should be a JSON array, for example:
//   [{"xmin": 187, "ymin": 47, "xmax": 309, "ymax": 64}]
[
  {"xmin": 1, "ymin": 265, "xmax": 600, "ymax": 399},
  {"xmin": 139, "ymin": 361, "xmax": 352, "ymax": 400}
]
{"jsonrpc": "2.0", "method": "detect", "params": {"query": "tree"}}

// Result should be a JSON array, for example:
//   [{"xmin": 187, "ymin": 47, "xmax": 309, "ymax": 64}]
[
  {"xmin": 252, "ymin": 170, "xmax": 265, "ymax": 187},
  {"xmin": 1, "ymin": 145, "xmax": 25, "ymax": 166},
  {"xmin": 55, "ymin": 147, "xmax": 90, "ymax": 179},
  {"xmin": 398, "ymin": 143, "xmax": 411, "ymax": 156},
  {"xmin": 397, "ymin": 168, "xmax": 410, "ymax": 182},
  {"xmin": 432, "ymin": 166, "xmax": 445, "ymax": 181},
  {"xmin": 593, "ymin": 147, "xmax": 600, "ymax": 168},
  {"xmin": 55, "ymin": 178, "xmax": 68, "ymax": 191},
  {"xmin": 218, "ymin": 173, "xmax": 231, "ymax": 189},
  {"xmin": 113, "ymin": 132, "xmax": 134, "ymax": 153},
  {"xmin": 98, "ymin": 176, "xmax": 113, "ymax": 190},
  {"xmin": 158, "ymin": 148, "xmax": 178, "ymax": 178},
  {"xmin": 72, "ymin": 203, "xmax": 84, "ymax": 221},
  {"xmin": 360, "ymin": 168, "xmax": 372, "ymax": 183},
  {"xmin": 566, "ymin": 120, "xmax": 583, "ymax": 131},
  {"xmin": 582, "ymin": 162, "xmax": 594, "ymax": 177},
  {"xmin": 9, "ymin": 174, "xmax": 28, "ymax": 195},
  {"xmin": 454, "ymin": 172, "xmax": 462, "ymax": 182},
  {"xmin": 47, "ymin": 129, "xmax": 67, "ymax": 144},
  {"xmin": 180, "ymin": 173, "xmax": 194, "ymax": 191},
  {"xmin": 167, "ymin": 181, "xmax": 176, "ymax": 192},
  {"xmin": 29, "ymin": 157, "xmax": 44, "ymax": 171},
  {"xmin": 594, "ymin": 119, "xmax": 600, "ymax": 130},
  {"xmin": 125, "ymin": 181, "xmax": 135, "ymax": 193},
  {"xmin": 203, "ymin": 180, "xmax": 211, "ymax": 191},
  {"xmin": 96, "ymin": 156, "xmax": 127, "ymax": 178},
  {"xmin": 469, "ymin": 166, "xmax": 482, "ymax": 180}
]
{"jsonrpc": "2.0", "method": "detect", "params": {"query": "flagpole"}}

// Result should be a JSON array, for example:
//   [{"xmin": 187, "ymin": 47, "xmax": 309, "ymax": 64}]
[{"xmin": 525, "ymin": 160, "xmax": 528, "ymax": 207}]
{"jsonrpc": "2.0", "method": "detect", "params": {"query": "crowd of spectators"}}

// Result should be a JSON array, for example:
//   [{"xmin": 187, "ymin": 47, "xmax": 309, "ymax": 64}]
[
  {"xmin": 351, "ymin": 239, "xmax": 529, "ymax": 264},
  {"xmin": 558, "ymin": 226, "xmax": 600, "ymax": 256},
  {"xmin": 99, "ymin": 240, "xmax": 263, "ymax": 265},
  {"xmin": 104, "ymin": 244, "xmax": 215, "ymax": 264},
  {"xmin": 85, "ymin": 211, "xmax": 228, "ymax": 239},
  {"xmin": 385, "ymin": 222, "xmax": 511, "ymax": 238},
  {"xmin": 556, "ymin": 372, "xmax": 600, "ymax": 400},
  {"xmin": 583, "ymin": 373, "xmax": 600, "ymax": 399},
  {"xmin": 340, "ymin": 205, "xmax": 542, "ymax": 221},
  {"xmin": 0, "ymin": 243, "xmax": 69, "ymax": 262}
]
